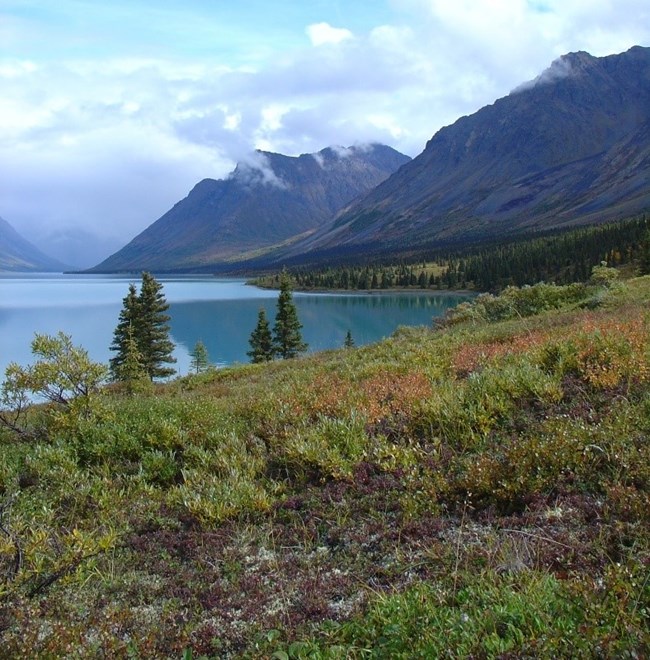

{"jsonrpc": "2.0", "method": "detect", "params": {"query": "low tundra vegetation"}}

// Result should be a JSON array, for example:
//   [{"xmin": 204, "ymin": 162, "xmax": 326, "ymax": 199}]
[{"xmin": 0, "ymin": 273, "xmax": 649, "ymax": 658}]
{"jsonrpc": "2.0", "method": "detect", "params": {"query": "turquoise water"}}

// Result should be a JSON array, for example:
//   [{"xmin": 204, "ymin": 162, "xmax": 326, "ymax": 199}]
[{"xmin": 0, "ymin": 273, "xmax": 469, "ymax": 376}]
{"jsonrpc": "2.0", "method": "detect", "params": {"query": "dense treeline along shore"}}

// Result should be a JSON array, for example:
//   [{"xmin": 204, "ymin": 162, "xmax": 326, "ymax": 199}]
[
  {"xmin": 0, "ymin": 252, "xmax": 649, "ymax": 656},
  {"xmin": 251, "ymin": 214, "xmax": 650, "ymax": 293}
]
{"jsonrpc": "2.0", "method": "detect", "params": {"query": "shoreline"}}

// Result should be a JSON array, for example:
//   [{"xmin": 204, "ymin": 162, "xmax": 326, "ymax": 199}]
[{"xmin": 251, "ymin": 282, "xmax": 476, "ymax": 296}]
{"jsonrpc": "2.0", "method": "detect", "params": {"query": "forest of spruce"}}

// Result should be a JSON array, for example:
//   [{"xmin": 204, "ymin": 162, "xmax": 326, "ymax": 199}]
[
  {"xmin": 0, "ymin": 223, "xmax": 649, "ymax": 657},
  {"xmin": 254, "ymin": 214, "xmax": 650, "ymax": 293}
]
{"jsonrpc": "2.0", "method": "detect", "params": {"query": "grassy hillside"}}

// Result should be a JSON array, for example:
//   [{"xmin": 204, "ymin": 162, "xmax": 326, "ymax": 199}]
[{"xmin": 1, "ymin": 274, "xmax": 649, "ymax": 657}]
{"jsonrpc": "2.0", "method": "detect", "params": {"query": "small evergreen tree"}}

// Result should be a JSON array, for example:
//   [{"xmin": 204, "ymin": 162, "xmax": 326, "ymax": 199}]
[
  {"xmin": 273, "ymin": 273, "xmax": 307, "ymax": 359},
  {"xmin": 136, "ymin": 272, "xmax": 176, "ymax": 380},
  {"xmin": 190, "ymin": 340, "xmax": 210, "ymax": 373},
  {"xmin": 247, "ymin": 308, "xmax": 274, "ymax": 363},
  {"xmin": 344, "ymin": 330, "xmax": 355, "ymax": 348},
  {"xmin": 109, "ymin": 283, "xmax": 140, "ymax": 381},
  {"xmin": 115, "ymin": 326, "xmax": 150, "ymax": 394},
  {"xmin": 110, "ymin": 273, "xmax": 176, "ymax": 381},
  {"xmin": 639, "ymin": 230, "xmax": 650, "ymax": 275}
]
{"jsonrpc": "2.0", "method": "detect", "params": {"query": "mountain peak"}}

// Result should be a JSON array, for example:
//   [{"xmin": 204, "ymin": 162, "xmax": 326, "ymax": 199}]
[
  {"xmin": 511, "ymin": 50, "xmax": 596, "ymax": 94},
  {"xmin": 231, "ymin": 152, "xmax": 289, "ymax": 190},
  {"xmin": 293, "ymin": 46, "xmax": 650, "ymax": 262},
  {"xmin": 89, "ymin": 144, "xmax": 410, "ymax": 272},
  {"xmin": 512, "ymin": 45, "xmax": 650, "ymax": 95}
]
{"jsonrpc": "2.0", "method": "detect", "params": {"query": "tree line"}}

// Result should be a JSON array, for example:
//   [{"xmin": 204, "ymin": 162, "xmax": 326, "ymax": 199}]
[
  {"xmin": 254, "ymin": 214, "xmax": 650, "ymax": 293},
  {"xmin": 447, "ymin": 214, "xmax": 650, "ymax": 290},
  {"xmin": 256, "ymin": 263, "xmax": 435, "ymax": 291}
]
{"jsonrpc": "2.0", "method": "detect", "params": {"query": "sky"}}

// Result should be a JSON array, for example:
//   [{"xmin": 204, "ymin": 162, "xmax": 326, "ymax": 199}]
[{"xmin": 1, "ymin": 0, "xmax": 649, "ymax": 267}]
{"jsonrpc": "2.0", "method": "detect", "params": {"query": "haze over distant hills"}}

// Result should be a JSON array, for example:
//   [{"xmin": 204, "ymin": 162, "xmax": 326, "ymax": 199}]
[
  {"xmin": 0, "ymin": 215, "xmax": 68, "ymax": 272},
  {"xmin": 285, "ymin": 46, "xmax": 650, "ymax": 262},
  {"xmin": 90, "ymin": 145, "xmax": 410, "ymax": 273},
  {"xmin": 30, "ymin": 228, "xmax": 125, "ymax": 271}
]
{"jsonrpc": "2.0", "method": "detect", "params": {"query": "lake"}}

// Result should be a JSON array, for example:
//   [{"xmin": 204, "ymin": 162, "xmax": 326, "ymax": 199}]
[{"xmin": 0, "ymin": 274, "xmax": 469, "ymax": 377}]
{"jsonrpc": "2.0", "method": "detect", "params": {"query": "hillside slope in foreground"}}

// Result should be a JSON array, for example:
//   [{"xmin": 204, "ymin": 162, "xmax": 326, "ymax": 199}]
[{"xmin": 1, "ymin": 273, "xmax": 649, "ymax": 657}]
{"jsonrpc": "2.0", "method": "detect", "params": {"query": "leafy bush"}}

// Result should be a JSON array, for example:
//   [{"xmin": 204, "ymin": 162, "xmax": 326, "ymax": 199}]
[
  {"xmin": 1, "ymin": 332, "xmax": 107, "ymax": 438},
  {"xmin": 443, "ymin": 282, "xmax": 588, "ymax": 326},
  {"xmin": 540, "ymin": 316, "xmax": 649, "ymax": 389}
]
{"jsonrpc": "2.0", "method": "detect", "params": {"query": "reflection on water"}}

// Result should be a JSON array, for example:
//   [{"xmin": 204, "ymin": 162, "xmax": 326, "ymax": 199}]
[{"xmin": 0, "ymin": 275, "xmax": 470, "ymax": 376}]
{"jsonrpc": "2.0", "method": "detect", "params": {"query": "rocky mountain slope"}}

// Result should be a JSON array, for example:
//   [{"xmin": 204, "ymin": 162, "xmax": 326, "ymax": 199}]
[
  {"xmin": 90, "ymin": 145, "xmax": 410, "ymax": 272},
  {"xmin": 284, "ymin": 46, "xmax": 650, "ymax": 262},
  {"xmin": 0, "ymin": 215, "xmax": 67, "ymax": 272}
]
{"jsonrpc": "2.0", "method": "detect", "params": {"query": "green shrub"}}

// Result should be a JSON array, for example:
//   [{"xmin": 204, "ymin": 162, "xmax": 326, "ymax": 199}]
[{"xmin": 444, "ymin": 282, "xmax": 588, "ymax": 326}]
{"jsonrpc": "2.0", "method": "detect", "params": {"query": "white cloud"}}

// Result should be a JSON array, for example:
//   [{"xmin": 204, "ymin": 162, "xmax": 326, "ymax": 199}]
[
  {"xmin": 511, "ymin": 53, "xmax": 575, "ymax": 93},
  {"xmin": 306, "ymin": 22, "xmax": 354, "ymax": 47},
  {"xmin": 311, "ymin": 151, "xmax": 325, "ymax": 168},
  {"xmin": 0, "ymin": 60, "xmax": 38, "ymax": 77},
  {"xmin": 232, "ymin": 151, "xmax": 288, "ymax": 189}
]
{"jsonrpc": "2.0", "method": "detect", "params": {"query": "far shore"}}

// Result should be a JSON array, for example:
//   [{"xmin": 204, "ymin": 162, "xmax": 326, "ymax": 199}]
[{"xmin": 250, "ymin": 282, "xmax": 476, "ymax": 296}]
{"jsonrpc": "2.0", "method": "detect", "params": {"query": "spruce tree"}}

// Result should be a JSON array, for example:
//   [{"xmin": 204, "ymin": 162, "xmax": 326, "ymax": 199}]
[
  {"xmin": 109, "ymin": 283, "xmax": 140, "ymax": 381},
  {"xmin": 110, "ymin": 273, "xmax": 176, "ymax": 381},
  {"xmin": 344, "ymin": 330, "xmax": 355, "ymax": 348},
  {"xmin": 190, "ymin": 340, "xmax": 210, "ymax": 373},
  {"xmin": 639, "ymin": 230, "xmax": 650, "ymax": 275},
  {"xmin": 273, "ymin": 273, "xmax": 307, "ymax": 359},
  {"xmin": 247, "ymin": 308, "xmax": 274, "ymax": 363},
  {"xmin": 116, "ymin": 326, "xmax": 150, "ymax": 394},
  {"xmin": 138, "ymin": 272, "xmax": 176, "ymax": 379}
]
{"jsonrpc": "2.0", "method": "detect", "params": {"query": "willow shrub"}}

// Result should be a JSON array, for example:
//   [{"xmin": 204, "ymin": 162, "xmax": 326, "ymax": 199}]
[{"xmin": 444, "ymin": 282, "xmax": 589, "ymax": 326}]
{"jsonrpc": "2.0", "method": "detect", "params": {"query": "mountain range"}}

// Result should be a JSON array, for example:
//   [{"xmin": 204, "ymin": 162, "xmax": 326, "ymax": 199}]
[
  {"xmin": 90, "ymin": 145, "xmax": 411, "ymax": 272},
  {"xmin": 6, "ymin": 45, "xmax": 649, "ymax": 275},
  {"xmin": 290, "ymin": 45, "xmax": 650, "ymax": 261},
  {"xmin": 0, "ymin": 216, "xmax": 68, "ymax": 272},
  {"xmin": 93, "ymin": 46, "xmax": 650, "ymax": 273}
]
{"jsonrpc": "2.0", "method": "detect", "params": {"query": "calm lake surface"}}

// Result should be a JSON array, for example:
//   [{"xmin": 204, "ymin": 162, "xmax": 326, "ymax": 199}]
[{"xmin": 0, "ymin": 274, "xmax": 470, "ymax": 377}]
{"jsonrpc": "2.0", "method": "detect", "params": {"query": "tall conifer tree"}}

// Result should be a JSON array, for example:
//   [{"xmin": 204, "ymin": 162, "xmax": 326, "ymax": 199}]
[
  {"xmin": 109, "ymin": 283, "xmax": 140, "ymax": 381},
  {"xmin": 273, "ymin": 272, "xmax": 307, "ymax": 359},
  {"xmin": 247, "ymin": 308, "xmax": 274, "ymax": 363},
  {"xmin": 138, "ymin": 272, "xmax": 176, "ymax": 379},
  {"xmin": 110, "ymin": 273, "xmax": 176, "ymax": 381}
]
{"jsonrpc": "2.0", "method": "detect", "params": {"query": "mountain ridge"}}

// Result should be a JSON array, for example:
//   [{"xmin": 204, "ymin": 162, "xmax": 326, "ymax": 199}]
[
  {"xmin": 88, "ymin": 46, "xmax": 650, "ymax": 273},
  {"xmin": 284, "ymin": 46, "xmax": 650, "ymax": 261},
  {"xmin": 0, "ymin": 215, "xmax": 68, "ymax": 272},
  {"xmin": 89, "ymin": 144, "xmax": 410, "ymax": 272}
]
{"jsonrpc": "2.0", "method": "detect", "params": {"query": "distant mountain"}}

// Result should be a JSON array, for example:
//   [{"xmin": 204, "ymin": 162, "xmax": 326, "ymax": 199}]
[
  {"xmin": 0, "ymin": 216, "xmax": 67, "ymax": 272},
  {"xmin": 90, "ymin": 144, "xmax": 410, "ymax": 272},
  {"xmin": 284, "ymin": 46, "xmax": 650, "ymax": 262},
  {"xmin": 30, "ymin": 228, "xmax": 125, "ymax": 271}
]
